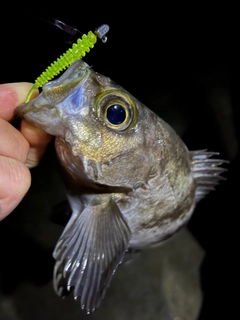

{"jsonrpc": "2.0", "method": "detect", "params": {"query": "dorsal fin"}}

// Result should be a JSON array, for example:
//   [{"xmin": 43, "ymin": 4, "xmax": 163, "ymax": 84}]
[{"xmin": 191, "ymin": 150, "xmax": 228, "ymax": 202}]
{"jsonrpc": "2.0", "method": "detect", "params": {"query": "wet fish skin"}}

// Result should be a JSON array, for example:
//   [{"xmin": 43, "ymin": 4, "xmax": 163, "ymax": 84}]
[{"xmin": 16, "ymin": 59, "xmax": 226, "ymax": 312}]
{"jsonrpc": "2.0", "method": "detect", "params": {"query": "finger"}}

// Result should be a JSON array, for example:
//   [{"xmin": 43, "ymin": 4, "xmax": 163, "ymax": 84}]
[
  {"xmin": 20, "ymin": 121, "xmax": 53, "ymax": 168},
  {"xmin": 0, "ymin": 156, "xmax": 31, "ymax": 220},
  {"xmin": 0, "ymin": 83, "xmax": 53, "ymax": 168},
  {"xmin": 0, "ymin": 119, "xmax": 29, "ymax": 163},
  {"xmin": 0, "ymin": 82, "xmax": 38, "ymax": 121}
]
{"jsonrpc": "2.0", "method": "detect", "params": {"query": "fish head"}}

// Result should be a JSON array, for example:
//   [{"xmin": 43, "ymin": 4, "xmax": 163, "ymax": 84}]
[{"xmin": 17, "ymin": 59, "xmax": 165, "ymax": 190}]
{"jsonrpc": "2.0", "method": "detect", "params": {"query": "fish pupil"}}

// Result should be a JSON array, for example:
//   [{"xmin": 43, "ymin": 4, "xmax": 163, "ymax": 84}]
[{"xmin": 106, "ymin": 105, "xmax": 126, "ymax": 125}]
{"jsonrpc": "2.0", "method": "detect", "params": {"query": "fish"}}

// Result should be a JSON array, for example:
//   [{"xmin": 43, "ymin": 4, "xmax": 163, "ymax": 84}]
[{"xmin": 16, "ymin": 59, "xmax": 227, "ymax": 313}]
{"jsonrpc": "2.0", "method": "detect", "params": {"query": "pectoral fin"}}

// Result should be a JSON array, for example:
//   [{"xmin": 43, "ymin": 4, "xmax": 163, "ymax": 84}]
[{"xmin": 53, "ymin": 197, "xmax": 131, "ymax": 313}]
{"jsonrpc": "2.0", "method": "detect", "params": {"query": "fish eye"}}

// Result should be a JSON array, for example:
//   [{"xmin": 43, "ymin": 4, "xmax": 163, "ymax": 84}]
[
  {"xmin": 106, "ymin": 104, "xmax": 126, "ymax": 125},
  {"xmin": 96, "ymin": 90, "xmax": 137, "ymax": 131}
]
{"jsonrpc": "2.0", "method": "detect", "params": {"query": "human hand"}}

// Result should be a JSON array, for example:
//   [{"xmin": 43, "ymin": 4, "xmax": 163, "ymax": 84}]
[{"xmin": 0, "ymin": 83, "xmax": 52, "ymax": 220}]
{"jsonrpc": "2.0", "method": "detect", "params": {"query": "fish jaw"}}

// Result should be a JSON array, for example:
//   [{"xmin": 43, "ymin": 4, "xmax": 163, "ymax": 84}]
[
  {"xmin": 15, "ymin": 60, "xmax": 92, "ymax": 137},
  {"xmin": 16, "ymin": 94, "xmax": 64, "ymax": 136}
]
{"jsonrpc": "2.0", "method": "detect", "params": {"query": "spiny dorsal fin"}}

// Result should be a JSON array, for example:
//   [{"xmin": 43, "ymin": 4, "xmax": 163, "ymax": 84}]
[{"xmin": 191, "ymin": 150, "xmax": 228, "ymax": 202}]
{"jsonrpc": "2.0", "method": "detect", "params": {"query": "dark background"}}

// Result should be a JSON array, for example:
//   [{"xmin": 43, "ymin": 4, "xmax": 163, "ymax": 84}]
[{"xmin": 0, "ymin": 5, "xmax": 238, "ymax": 320}]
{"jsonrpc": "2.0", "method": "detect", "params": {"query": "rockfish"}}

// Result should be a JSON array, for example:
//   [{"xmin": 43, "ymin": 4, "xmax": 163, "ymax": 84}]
[{"xmin": 17, "ymin": 59, "xmax": 227, "ymax": 313}]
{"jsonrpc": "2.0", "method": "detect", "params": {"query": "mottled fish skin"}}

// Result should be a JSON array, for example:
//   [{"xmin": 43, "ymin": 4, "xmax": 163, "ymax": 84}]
[{"xmin": 16, "ymin": 59, "xmax": 227, "ymax": 312}]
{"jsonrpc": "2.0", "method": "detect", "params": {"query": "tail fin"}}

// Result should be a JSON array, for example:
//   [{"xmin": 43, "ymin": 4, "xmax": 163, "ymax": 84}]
[{"xmin": 191, "ymin": 150, "xmax": 228, "ymax": 202}]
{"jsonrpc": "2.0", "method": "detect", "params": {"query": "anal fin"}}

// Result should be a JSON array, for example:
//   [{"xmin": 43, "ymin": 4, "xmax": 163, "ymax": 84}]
[{"xmin": 53, "ymin": 197, "xmax": 131, "ymax": 313}]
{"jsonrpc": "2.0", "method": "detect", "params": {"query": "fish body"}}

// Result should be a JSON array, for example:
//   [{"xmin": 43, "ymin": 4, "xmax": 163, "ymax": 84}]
[{"xmin": 17, "ymin": 59, "xmax": 226, "ymax": 312}]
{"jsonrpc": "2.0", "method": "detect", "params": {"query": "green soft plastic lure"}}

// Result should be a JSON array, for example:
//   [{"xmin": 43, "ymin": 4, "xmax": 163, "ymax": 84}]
[{"xmin": 26, "ymin": 24, "xmax": 109, "ymax": 102}]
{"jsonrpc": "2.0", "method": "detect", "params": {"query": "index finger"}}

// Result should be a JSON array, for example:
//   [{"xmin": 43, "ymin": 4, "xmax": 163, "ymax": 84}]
[
  {"xmin": 0, "ymin": 82, "xmax": 53, "ymax": 168},
  {"xmin": 0, "ymin": 82, "xmax": 38, "ymax": 121}
]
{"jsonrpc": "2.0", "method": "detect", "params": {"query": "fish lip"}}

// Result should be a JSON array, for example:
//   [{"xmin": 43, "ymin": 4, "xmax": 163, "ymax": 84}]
[
  {"xmin": 16, "ymin": 103, "xmax": 56, "ymax": 118},
  {"xmin": 15, "ymin": 100, "xmax": 64, "ymax": 137},
  {"xmin": 15, "ymin": 102, "xmax": 31, "ymax": 119},
  {"xmin": 15, "ymin": 102, "xmax": 58, "ymax": 126}
]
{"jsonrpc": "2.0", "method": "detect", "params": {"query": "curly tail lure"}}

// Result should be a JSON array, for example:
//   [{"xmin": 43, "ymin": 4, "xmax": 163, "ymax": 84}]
[{"xmin": 25, "ymin": 24, "xmax": 109, "ymax": 102}]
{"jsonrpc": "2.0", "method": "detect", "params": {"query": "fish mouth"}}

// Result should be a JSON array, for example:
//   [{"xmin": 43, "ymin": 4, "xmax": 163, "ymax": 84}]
[
  {"xmin": 15, "ymin": 60, "xmax": 92, "ymax": 136},
  {"xmin": 17, "ymin": 104, "xmax": 57, "ymax": 120},
  {"xmin": 15, "ymin": 98, "xmax": 64, "ymax": 137}
]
